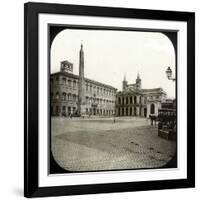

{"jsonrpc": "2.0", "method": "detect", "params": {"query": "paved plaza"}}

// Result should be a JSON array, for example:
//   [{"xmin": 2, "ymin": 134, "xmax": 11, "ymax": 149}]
[{"xmin": 51, "ymin": 116, "xmax": 176, "ymax": 172}]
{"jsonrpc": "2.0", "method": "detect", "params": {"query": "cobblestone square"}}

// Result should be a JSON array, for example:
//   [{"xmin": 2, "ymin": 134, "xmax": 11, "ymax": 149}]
[{"xmin": 51, "ymin": 116, "xmax": 176, "ymax": 172}]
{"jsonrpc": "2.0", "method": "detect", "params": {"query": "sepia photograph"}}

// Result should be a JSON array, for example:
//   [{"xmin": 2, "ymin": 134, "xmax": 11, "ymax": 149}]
[
  {"xmin": 24, "ymin": 3, "xmax": 195, "ymax": 197},
  {"xmin": 49, "ymin": 27, "xmax": 177, "ymax": 173}
]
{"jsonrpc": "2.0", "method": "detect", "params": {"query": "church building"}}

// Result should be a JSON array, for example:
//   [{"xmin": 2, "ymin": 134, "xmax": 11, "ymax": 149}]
[{"xmin": 115, "ymin": 74, "xmax": 167, "ymax": 117}]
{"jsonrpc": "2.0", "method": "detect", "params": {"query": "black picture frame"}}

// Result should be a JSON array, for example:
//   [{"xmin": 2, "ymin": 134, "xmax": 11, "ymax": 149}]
[{"xmin": 24, "ymin": 2, "xmax": 195, "ymax": 198}]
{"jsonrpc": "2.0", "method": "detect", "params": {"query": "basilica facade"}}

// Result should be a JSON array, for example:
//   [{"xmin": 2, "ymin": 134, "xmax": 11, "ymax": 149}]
[
  {"xmin": 50, "ymin": 44, "xmax": 117, "ymax": 117},
  {"xmin": 115, "ymin": 74, "xmax": 167, "ymax": 117}
]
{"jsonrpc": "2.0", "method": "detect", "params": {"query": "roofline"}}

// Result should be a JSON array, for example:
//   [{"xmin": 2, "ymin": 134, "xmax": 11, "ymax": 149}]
[{"xmin": 51, "ymin": 71, "xmax": 118, "ymax": 91}]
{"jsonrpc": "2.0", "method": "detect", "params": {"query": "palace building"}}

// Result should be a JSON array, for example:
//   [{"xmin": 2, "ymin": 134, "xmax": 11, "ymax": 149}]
[
  {"xmin": 115, "ymin": 74, "xmax": 167, "ymax": 117},
  {"xmin": 50, "ymin": 44, "xmax": 117, "ymax": 117}
]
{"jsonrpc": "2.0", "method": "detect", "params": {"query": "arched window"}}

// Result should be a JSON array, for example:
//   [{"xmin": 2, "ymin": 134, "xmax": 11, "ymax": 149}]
[
  {"xmin": 122, "ymin": 108, "xmax": 124, "ymax": 116},
  {"xmin": 68, "ymin": 93, "xmax": 72, "ymax": 101},
  {"xmin": 126, "ymin": 107, "xmax": 128, "ymax": 116},
  {"xmin": 118, "ymin": 97, "xmax": 121, "ymax": 104},
  {"xmin": 55, "ymin": 92, "xmax": 59, "ymax": 100},
  {"xmin": 62, "ymin": 77, "xmax": 66, "ymax": 85},
  {"xmin": 150, "ymin": 104, "xmax": 155, "ymax": 114},
  {"xmin": 62, "ymin": 92, "xmax": 66, "ymax": 100},
  {"xmin": 68, "ymin": 79, "xmax": 72, "ymax": 87},
  {"xmin": 134, "ymin": 107, "xmax": 137, "ymax": 115},
  {"xmin": 73, "ymin": 80, "xmax": 76, "ymax": 88},
  {"xmin": 134, "ymin": 96, "xmax": 137, "ymax": 104},
  {"xmin": 130, "ymin": 96, "xmax": 133, "ymax": 104},
  {"xmin": 126, "ymin": 97, "xmax": 129, "ymax": 104},
  {"xmin": 144, "ymin": 108, "xmax": 147, "ymax": 117},
  {"xmin": 73, "ymin": 94, "xmax": 76, "ymax": 102},
  {"xmin": 130, "ymin": 107, "xmax": 132, "ymax": 115}
]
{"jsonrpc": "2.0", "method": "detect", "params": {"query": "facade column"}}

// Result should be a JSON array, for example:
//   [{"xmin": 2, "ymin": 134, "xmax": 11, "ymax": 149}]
[
  {"xmin": 141, "ymin": 107, "xmax": 144, "ymax": 117},
  {"xmin": 137, "ymin": 95, "xmax": 140, "ymax": 104},
  {"xmin": 136, "ymin": 106, "xmax": 140, "ymax": 116},
  {"xmin": 141, "ymin": 96, "xmax": 144, "ymax": 104}
]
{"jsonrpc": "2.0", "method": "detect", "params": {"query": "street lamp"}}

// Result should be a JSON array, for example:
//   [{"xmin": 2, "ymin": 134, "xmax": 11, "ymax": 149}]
[{"xmin": 166, "ymin": 66, "xmax": 176, "ymax": 81}]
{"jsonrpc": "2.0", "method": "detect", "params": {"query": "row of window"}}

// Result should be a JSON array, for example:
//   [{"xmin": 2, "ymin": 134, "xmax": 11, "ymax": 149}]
[
  {"xmin": 51, "ymin": 77, "xmax": 78, "ymax": 88},
  {"xmin": 85, "ymin": 96, "xmax": 115, "ymax": 104},
  {"xmin": 85, "ymin": 108, "xmax": 114, "ymax": 115},
  {"xmin": 51, "ymin": 106, "xmax": 114, "ymax": 116},
  {"xmin": 85, "ymin": 84, "xmax": 115, "ymax": 97},
  {"xmin": 51, "ymin": 76, "xmax": 116, "ymax": 96},
  {"xmin": 51, "ymin": 92, "xmax": 115, "ymax": 104},
  {"xmin": 52, "ymin": 106, "xmax": 76, "ymax": 116},
  {"xmin": 51, "ymin": 92, "xmax": 77, "ymax": 101}
]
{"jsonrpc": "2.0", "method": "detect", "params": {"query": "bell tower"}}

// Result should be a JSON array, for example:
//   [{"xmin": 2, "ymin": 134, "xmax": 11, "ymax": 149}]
[
  {"xmin": 122, "ymin": 74, "xmax": 128, "ymax": 91},
  {"xmin": 136, "ymin": 73, "xmax": 141, "ymax": 89}
]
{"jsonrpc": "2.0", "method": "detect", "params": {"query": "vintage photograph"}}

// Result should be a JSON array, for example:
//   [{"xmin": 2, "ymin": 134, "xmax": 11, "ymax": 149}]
[{"xmin": 49, "ymin": 27, "xmax": 177, "ymax": 173}]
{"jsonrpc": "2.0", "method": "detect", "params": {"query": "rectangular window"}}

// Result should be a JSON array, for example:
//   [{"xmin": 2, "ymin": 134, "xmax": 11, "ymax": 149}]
[
  {"xmin": 68, "ymin": 107, "xmax": 71, "ymax": 115},
  {"xmin": 63, "ymin": 77, "xmax": 66, "ymax": 85}
]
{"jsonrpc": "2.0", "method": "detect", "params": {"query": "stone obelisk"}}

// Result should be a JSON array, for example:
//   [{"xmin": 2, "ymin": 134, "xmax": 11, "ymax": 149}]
[{"xmin": 77, "ymin": 44, "xmax": 85, "ymax": 116}]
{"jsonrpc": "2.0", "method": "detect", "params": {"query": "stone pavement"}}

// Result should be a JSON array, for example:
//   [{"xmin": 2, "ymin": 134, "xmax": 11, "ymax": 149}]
[{"xmin": 51, "ymin": 117, "xmax": 176, "ymax": 172}]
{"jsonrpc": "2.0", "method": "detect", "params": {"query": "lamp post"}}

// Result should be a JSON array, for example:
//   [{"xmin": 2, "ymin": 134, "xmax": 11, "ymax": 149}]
[{"xmin": 166, "ymin": 66, "xmax": 176, "ymax": 81}]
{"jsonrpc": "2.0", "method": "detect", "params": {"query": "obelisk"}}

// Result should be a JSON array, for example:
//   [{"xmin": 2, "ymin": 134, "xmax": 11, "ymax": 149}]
[{"xmin": 77, "ymin": 44, "xmax": 85, "ymax": 116}]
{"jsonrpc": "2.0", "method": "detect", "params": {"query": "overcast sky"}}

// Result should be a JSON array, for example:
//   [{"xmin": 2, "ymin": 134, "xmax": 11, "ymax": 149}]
[{"xmin": 51, "ymin": 29, "xmax": 176, "ymax": 98}]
